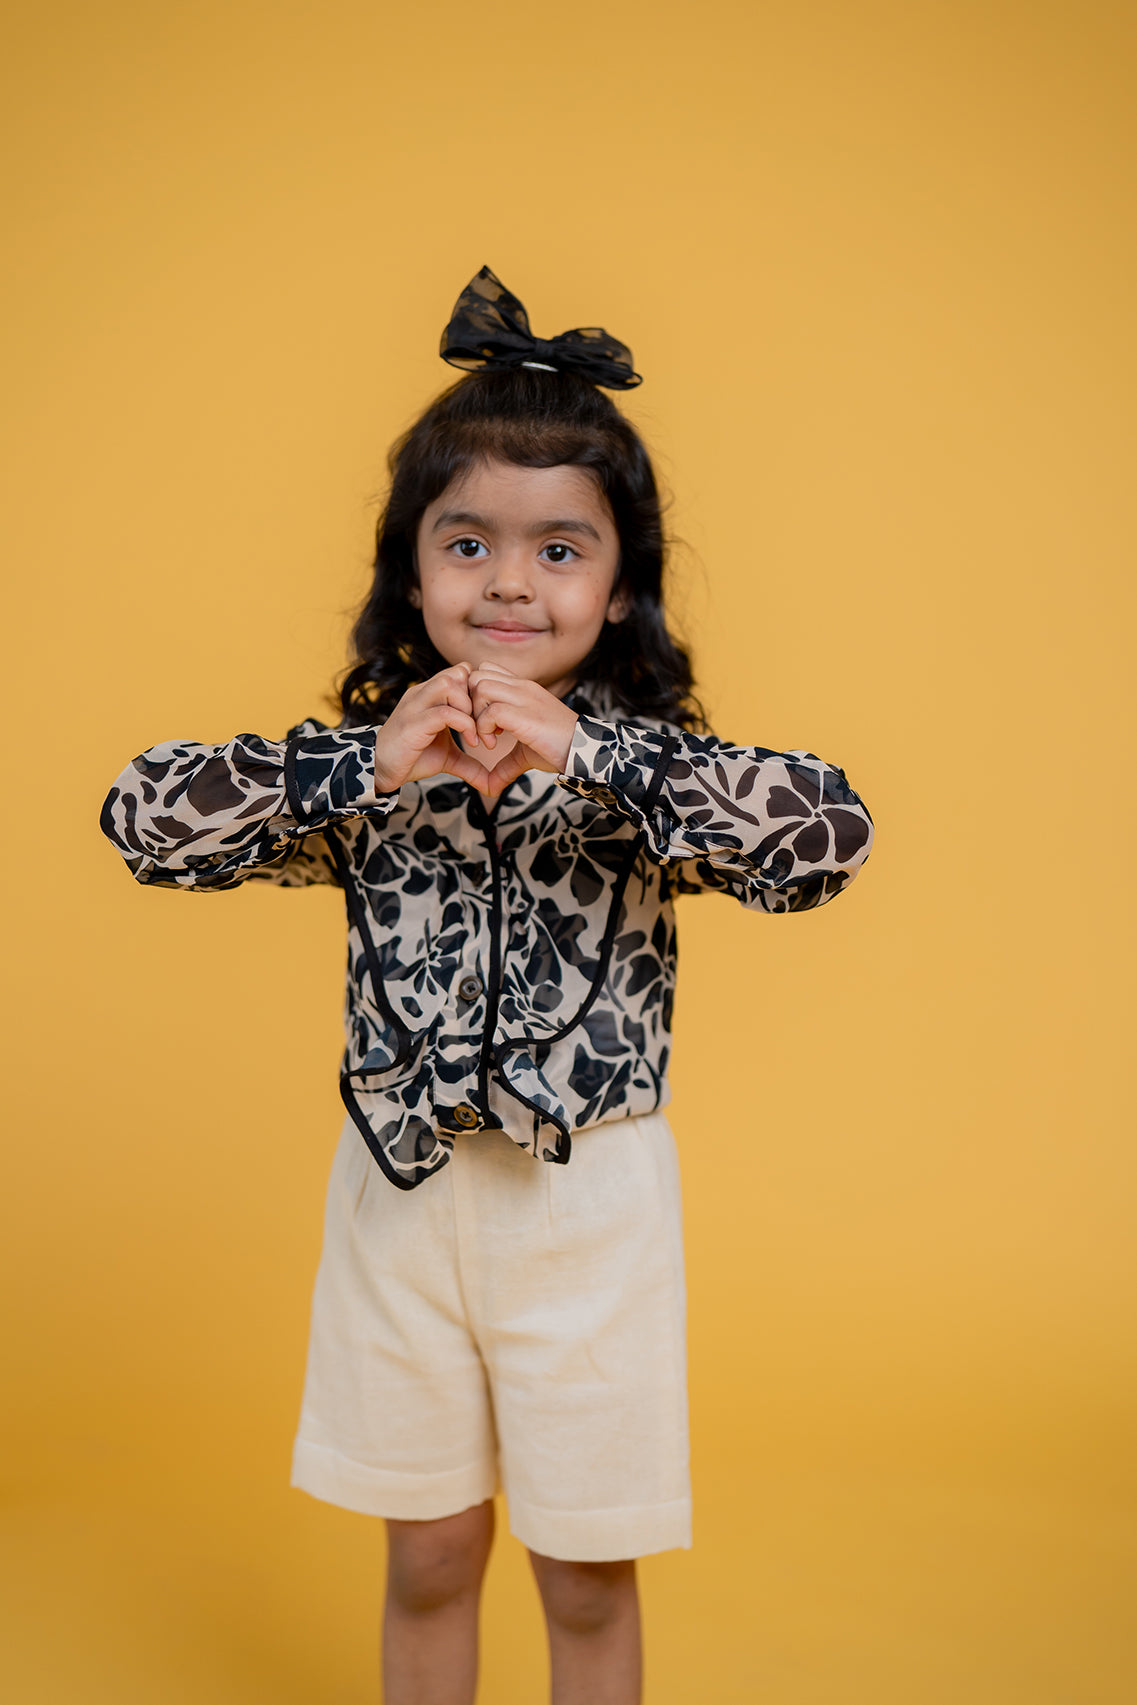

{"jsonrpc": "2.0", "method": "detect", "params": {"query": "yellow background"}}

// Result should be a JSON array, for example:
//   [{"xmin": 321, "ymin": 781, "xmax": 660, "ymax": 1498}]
[{"xmin": 3, "ymin": 1, "xmax": 1134, "ymax": 1699}]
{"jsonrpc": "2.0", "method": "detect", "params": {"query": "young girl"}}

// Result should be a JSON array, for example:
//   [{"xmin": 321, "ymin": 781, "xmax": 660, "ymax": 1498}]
[{"xmin": 101, "ymin": 266, "xmax": 874, "ymax": 1705}]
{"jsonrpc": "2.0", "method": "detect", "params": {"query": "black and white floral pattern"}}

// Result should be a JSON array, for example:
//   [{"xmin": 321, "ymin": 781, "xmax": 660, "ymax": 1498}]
[{"xmin": 101, "ymin": 687, "xmax": 874, "ymax": 1189}]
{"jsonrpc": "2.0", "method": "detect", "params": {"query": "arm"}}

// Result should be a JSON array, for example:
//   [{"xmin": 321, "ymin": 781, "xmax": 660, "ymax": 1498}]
[
  {"xmin": 557, "ymin": 716, "xmax": 874, "ymax": 914},
  {"xmin": 102, "ymin": 664, "xmax": 495, "ymax": 892},
  {"xmin": 100, "ymin": 718, "xmax": 397, "ymax": 891}
]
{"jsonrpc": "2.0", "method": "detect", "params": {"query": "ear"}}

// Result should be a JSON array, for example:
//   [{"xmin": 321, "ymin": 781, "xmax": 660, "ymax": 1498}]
[
  {"xmin": 606, "ymin": 580, "xmax": 631, "ymax": 623},
  {"xmin": 408, "ymin": 582, "xmax": 423, "ymax": 610}
]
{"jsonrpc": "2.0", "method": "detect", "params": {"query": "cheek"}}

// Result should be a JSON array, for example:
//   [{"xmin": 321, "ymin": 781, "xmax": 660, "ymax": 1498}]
[
  {"xmin": 551, "ymin": 577, "xmax": 614, "ymax": 630},
  {"xmin": 418, "ymin": 571, "xmax": 471, "ymax": 624}
]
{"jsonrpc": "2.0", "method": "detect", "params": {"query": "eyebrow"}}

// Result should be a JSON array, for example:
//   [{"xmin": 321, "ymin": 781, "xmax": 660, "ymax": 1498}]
[{"xmin": 430, "ymin": 509, "xmax": 603, "ymax": 543}]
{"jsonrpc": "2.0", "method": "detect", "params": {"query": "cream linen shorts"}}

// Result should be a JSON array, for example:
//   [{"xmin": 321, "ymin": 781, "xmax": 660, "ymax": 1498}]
[{"xmin": 290, "ymin": 1108, "xmax": 691, "ymax": 1563}]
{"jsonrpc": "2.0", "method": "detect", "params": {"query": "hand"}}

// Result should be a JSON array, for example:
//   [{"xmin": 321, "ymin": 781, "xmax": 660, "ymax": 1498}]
[
  {"xmin": 466, "ymin": 664, "xmax": 579, "ymax": 798},
  {"xmin": 373, "ymin": 664, "xmax": 497, "ymax": 795}
]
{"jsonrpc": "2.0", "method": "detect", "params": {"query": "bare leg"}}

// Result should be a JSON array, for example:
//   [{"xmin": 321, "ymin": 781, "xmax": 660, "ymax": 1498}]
[
  {"xmin": 528, "ymin": 1551, "xmax": 642, "ymax": 1705},
  {"xmin": 382, "ymin": 1499, "xmax": 495, "ymax": 1705}
]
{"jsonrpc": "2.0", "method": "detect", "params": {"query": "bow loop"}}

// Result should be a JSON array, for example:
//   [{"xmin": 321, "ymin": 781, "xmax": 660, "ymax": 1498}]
[{"xmin": 440, "ymin": 266, "xmax": 642, "ymax": 391}]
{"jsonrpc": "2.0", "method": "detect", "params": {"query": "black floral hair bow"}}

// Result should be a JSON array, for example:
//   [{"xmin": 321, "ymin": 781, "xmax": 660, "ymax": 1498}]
[{"xmin": 440, "ymin": 265, "xmax": 642, "ymax": 390}]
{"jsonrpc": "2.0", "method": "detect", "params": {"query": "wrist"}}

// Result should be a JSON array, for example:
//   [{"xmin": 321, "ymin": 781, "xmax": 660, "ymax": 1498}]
[
  {"xmin": 373, "ymin": 732, "xmax": 401, "ymax": 795},
  {"xmin": 544, "ymin": 704, "xmax": 579, "ymax": 772}
]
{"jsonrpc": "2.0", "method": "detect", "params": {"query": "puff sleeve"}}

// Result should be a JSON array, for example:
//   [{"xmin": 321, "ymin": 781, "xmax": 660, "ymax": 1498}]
[
  {"xmin": 557, "ymin": 715, "xmax": 874, "ymax": 914},
  {"xmin": 100, "ymin": 718, "xmax": 397, "ymax": 891}
]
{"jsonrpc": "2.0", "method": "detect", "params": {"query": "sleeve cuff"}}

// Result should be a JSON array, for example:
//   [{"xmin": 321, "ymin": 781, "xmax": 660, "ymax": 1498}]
[
  {"xmin": 284, "ymin": 727, "xmax": 399, "ymax": 831},
  {"xmin": 557, "ymin": 715, "xmax": 674, "ymax": 825}
]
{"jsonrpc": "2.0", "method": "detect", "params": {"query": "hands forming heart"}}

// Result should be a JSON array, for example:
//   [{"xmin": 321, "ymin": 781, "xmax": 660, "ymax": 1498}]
[{"xmin": 373, "ymin": 662, "xmax": 580, "ymax": 800}]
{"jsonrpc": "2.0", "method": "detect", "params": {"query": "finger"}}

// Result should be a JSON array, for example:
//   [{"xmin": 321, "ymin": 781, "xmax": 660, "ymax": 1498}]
[
  {"xmin": 474, "ymin": 698, "xmax": 521, "ymax": 741},
  {"xmin": 451, "ymin": 693, "xmax": 479, "ymax": 744},
  {"xmin": 420, "ymin": 662, "xmax": 473, "ymax": 696},
  {"xmin": 474, "ymin": 698, "xmax": 507, "ymax": 741},
  {"xmin": 467, "ymin": 663, "xmax": 518, "ymax": 701},
  {"xmin": 431, "ymin": 673, "xmax": 475, "ymax": 714},
  {"xmin": 444, "ymin": 682, "xmax": 479, "ymax": 743},
  {"xmin": 414, "ymin": 665, "xmax": 469, "ymax": 705},
  {"xmin": 469, "ymin": 665, "xmax": 525, "ymax": 693},
  {"xmin": 441, "ymin": 751, "xmax": 493, "ymax": 793},
  {"xmin": 404, "ymin": 676, "xmax": 474, "ymax": 735},
  {"xmin": 474, "ymin": 713, "xmax": 504, "ymax": 754},
  {"xmin": 425, "ymin": 727, "xmax": 491, "ymax": 791},
  {"xmin": 470, "ymin": 684, "xmax": 529, "ymax": 736},
  {"xmin": 420, "ymin": 702, "xmax": 480, "ymax": 746},
  {"xmin": 467, "ymin": 661, "xmax": 514, "ymax": 695}
]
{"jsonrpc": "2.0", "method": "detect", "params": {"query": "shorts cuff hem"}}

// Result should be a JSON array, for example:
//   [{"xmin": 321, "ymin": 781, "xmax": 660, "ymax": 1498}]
[
  {"xmin": 291, "ymin": 1436, "xmax": 497, "ymax": 1520},
  {"xmin": 507, "ymin": 1494, "xmax": 692, "ymax": 1562}
]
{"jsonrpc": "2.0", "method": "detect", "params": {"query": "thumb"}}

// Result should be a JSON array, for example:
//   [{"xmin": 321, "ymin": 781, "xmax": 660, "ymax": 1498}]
[{"xmin": 440, "ymin": 743, "xmax": 495, "ymax": 794}]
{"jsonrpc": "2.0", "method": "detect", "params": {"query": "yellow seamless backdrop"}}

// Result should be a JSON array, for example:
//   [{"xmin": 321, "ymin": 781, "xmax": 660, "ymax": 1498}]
[{"xmin": 2, "ymin": 2, "xmax": 1134, "ymax": 1700}]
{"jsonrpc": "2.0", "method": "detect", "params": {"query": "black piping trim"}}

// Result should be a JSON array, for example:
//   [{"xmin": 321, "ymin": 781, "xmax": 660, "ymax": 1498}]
[
  {"xmin": 338, "ymin": 1069, "xmax": 440, "ymax": 1192},
  {"xmin": 493, "ymin": 831, "xmax": 643, "ymax": 1073},
  {"xmin": 491, "ymin": 732, "xmax": 681, "ymax": 1078},
  {"xmin": 469, "ymin": 789, "xmax": 505, "ymax": 1129},
  {"xmin": 283, "ymin": 737, "xmax": 305, "ymax": 825},
  {"xmin": 637, "ymin": 732, "xmax": 681, "ymax": 824},
  {"xmin": 494, "ymin": 1086, "xmax": 572, "ymax": 1164},
  {"xmin": 323, "ymin": 826, "xmax": 413, "ymax": 1070}
]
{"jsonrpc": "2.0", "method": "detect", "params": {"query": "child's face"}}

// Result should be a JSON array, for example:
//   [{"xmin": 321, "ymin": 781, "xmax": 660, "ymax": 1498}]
[{"xmin": 413, "ymin": 459, "xmax": 628, "ymax": 699}]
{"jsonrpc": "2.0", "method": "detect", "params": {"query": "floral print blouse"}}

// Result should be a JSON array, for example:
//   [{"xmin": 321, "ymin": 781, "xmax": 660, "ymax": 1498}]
[{"xmin": 101, "ymin": 685, "xmax": 874, "ymax": 1190}]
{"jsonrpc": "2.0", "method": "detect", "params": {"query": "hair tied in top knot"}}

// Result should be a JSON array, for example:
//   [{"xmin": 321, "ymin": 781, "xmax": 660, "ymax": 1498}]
[{"xmin": 439, "ymin": 265, "xmax": 642, "ymax": 391}]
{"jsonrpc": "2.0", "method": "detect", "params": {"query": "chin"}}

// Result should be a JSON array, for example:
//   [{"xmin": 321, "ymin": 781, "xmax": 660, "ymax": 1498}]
[{"xmin": 470, "ymin": 636, "xmax": 552, "ymax": 665}]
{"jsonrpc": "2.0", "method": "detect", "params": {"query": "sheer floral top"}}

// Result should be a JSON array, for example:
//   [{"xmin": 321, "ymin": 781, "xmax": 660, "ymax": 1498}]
[{"xmin": 100, "ymin": 684, "xmax": 874, "ymax": 1189}]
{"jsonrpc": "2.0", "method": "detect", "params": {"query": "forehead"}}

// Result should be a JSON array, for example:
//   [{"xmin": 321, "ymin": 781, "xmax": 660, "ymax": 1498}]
[{"xmin": 422, "ymin": 459, "xmax": 613, "ymax": 529}]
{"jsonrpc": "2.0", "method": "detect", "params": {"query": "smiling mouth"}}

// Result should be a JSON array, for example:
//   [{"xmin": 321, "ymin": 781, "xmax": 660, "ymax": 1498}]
[{"xmin": 476, "ymin": 622, "xmax": 547, "ymax": 637}]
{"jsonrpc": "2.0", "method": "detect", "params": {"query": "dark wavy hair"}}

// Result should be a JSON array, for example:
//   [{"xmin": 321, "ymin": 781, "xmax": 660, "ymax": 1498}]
[{"xmin": 338, "ymin": 366, "xmax": 705, "ymax": 730}]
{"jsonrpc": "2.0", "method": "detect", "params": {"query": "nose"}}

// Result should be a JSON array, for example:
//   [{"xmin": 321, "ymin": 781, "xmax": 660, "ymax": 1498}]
[{"xmin": 484, "ymin": 546, "xmax": 535, "ymax": 602}]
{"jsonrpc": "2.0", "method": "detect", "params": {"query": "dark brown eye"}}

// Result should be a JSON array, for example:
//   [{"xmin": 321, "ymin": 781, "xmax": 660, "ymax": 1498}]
[
  {"xmin": 543, "ymin": 543, "xmax": 576, "ymax": 564},
  {"xmin": 454, "ymin": 538, "xmax": 485, "ymax": 559}
]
